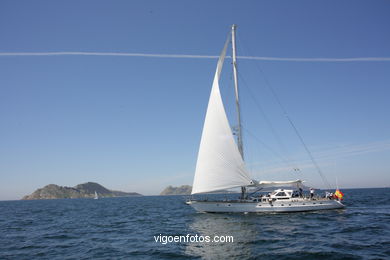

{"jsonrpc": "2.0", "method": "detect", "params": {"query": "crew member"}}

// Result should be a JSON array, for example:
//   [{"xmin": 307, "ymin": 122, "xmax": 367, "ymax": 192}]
[{"xmin": 310, "ymin": 188, "xmax": 315, "ymax": 199}]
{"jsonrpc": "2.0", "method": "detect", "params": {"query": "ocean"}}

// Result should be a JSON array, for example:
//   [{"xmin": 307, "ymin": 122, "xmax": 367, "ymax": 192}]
[{"xmin": 1, "ymin": 188, "xmax": 389, "ymax": 259}]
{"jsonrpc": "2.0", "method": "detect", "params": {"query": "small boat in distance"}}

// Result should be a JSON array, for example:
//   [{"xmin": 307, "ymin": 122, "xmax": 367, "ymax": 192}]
[
  {"xmin": 94, "ymin": 191, "xmax": 99, "ymax": 200},
  {"xmin": 186, "ymin": 25, "xmax": 344, "ymax": 213}
]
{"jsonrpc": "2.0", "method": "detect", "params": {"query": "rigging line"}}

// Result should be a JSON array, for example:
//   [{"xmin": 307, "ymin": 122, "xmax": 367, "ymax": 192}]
[
  {"xmin": 236, "ymin": 69, "xmax": 301, "ymax": 174},
  {"xmin": 285, "ymin": 116, "xmax": 332, "ymax": 189},
  {"xmin": 261, "ymin": 72, "xmax": 332, "ymax": 189},
  {"xmin": 235, "ymin": 37, "xmax": 300, "ymax": 173},
  {"xmin": 236, "ymin": 32, "xmax": 332, "ymax": 189},
  {"xmin": 241, "ymin": 126, "xmax": 298, "ymax": 174}
]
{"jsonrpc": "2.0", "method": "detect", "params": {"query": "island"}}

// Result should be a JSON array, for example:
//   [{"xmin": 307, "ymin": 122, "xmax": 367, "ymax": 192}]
[
  {"xmin": 22, "ymin": 182, "xmax": 141, "ymax": 200},
  {"xmin": 160, "ymin": 185, "xmax": 192, "ymax": 195}
]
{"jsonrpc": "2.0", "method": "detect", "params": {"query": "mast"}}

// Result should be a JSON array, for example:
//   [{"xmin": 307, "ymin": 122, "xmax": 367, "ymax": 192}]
[
  {"xmin": 231, "ymin": 24, "xmax": 243, "ymax": 158},
  {"xmin": 231, "ymin": 24, "xmax": 246, "ymax": 199}
]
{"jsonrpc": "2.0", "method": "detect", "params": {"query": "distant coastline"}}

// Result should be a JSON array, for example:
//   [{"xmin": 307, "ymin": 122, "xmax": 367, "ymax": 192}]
[
  {"xmin": 159, "ymin": 185, "xmax": 238, "ymax": 195},
  {"xmin": 160, "ymin": 185, "xmax": 192, "ymax": 195},
  {"xmin": 22, "ymin": 182, "xmax": 141, "ymax": 200}
]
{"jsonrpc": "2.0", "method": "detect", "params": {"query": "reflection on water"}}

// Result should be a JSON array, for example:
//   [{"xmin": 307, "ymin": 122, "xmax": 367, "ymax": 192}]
[
  {"xmin": 185, "ymin": 209, "xmax": 356, "ymax": 259},
  {"xmin": 185, "ymin": 213, "xmax": 256, "ymax": 259}
]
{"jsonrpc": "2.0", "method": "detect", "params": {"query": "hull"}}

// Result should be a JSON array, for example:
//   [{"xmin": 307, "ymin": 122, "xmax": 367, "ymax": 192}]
[{"xmin": 187, "ymin": 199, "xmax": 344, "ymax": 213}]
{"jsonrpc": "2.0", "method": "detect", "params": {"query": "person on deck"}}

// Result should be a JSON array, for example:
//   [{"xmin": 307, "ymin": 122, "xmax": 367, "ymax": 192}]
[
  {"xmin": 325, "ymin": 191, "xmax": 333, "ymax": 199},
  {"xmin": 299, "ymin": 187, "xmax": 303, "ymax": 198},
  {"xmin": 310, "ymin": 188, "xmax": 315, "ymax": 199}
]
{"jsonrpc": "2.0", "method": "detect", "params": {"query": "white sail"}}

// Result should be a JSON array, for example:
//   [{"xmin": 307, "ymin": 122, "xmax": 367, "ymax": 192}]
[{"xmin": 191, "ymin": 37, "xmax": 253, "ymax": 195}]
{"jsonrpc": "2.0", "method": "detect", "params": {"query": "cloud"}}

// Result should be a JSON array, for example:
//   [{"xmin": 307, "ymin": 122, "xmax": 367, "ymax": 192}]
[
  {"xmin": 0, "ymin": 52, "xmax": 390, "ymax": 62},
  {"xmin": 248, "ymin": 139, "xmax": 390, "ymax": 175},
  {"xmin": 311, "ymin": 140, "xmax": 390, "ymax": 160}
]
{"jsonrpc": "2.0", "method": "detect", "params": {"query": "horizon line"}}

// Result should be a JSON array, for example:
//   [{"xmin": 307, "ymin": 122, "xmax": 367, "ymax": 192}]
[
  {"xmin": 0, "ymin": 186, "xmax": 388, "ymax": 201},
  {"xmin": 1, "ymin": 51, "xmax": 390, "ymax": 62}
]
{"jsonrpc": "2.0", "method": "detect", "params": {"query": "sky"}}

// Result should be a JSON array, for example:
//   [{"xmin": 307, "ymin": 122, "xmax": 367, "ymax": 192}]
[{"xmin": 1, "ymin": 0, "xmax": 390, "ymax": 200}]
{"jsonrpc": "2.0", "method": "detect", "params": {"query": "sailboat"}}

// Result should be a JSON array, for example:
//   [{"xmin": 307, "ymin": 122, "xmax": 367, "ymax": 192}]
[
  {"xmin": 186, "ymin": 25, "xmax": 344, "ymax": 213},
  {"xmin": 94, "ymin": 191, "xmax": 99, "ymax": 200}
]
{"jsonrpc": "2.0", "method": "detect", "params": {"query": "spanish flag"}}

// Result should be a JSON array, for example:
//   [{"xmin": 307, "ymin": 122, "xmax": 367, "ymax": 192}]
[{"xmin": 334, "ymin": 189, "xmax": 344, "ymax": 200}]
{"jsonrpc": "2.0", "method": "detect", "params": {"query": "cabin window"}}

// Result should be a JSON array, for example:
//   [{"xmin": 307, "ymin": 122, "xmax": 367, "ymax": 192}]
[{"xmin": 276, "ymin": 192, "xmax": 287, "ymax": 197}]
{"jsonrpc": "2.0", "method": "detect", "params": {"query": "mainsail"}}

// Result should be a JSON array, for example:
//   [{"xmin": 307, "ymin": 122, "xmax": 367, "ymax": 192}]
[{"xmin": 191, "ymin": 36, "xmax": 253, "ymax": 195}]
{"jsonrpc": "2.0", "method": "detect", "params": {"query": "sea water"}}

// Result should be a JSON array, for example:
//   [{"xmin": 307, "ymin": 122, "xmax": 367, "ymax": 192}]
[{"xmin": 1, "ymin": 188, "xmax": 389, "ymax": 259}]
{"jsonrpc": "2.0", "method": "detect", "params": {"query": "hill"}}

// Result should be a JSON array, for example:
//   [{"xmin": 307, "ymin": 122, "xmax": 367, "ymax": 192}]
[
  {"xmin": 160, "ymin": 185, "xmax": 192, "ymax": 195},
  {"xmin": 22, "ymin": 182, "xmax": 141, "ymax": 200}
]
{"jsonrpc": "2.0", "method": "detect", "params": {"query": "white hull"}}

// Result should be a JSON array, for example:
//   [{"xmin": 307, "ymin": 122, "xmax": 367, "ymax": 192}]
[{"xmin": 187, "ymin": 199, "xmax": 344, "ymax": 213}]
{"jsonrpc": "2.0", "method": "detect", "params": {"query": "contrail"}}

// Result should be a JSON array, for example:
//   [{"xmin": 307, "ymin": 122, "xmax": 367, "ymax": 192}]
[
  {"xmin": 0, "ymin": 52, "xmax": 218, "ymax": 59},
  {"xmin": 0, "ymin": 51, "xmax": 390, "ymax": 62},
  {"xmin": 240, "ymin": 56, "xmax": 390, "ymax": 62}
]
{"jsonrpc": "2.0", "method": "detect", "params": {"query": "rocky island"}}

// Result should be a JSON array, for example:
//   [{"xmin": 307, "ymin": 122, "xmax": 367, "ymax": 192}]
[
  {"xmin": 22, "ymin": 182, "xmax": 141, "ymax": 200},
  {"xmin": 160, "ymin": 185, "xmax": 192, "ymax": 195}
]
